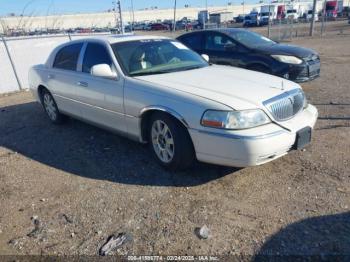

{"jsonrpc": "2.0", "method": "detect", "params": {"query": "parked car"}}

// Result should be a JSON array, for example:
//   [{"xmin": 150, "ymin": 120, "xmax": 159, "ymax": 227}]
[
  {"xmin": 29, "ymin": 36, "xmax": 318, "ymax": 170},
  {"xmin": 150, "ymin": 23, "xmax": 169, "ymax": 30},
  {"xmin": 124, "ymin": 25, "xmax": 132, "ymax": 32},
  {"xmin": 133, "ymin": 23, "xmax": 146, "ymax": 30},
  {"xmin": 175, "ymin": 21, "xmax": 193, "ymax": 31},
  {"xmin": 235, "ymin": 14, "xmax": 245, "ymax": 23},
  {"xmin": 144, "ymin": 23, "xmax": 152, "ymax": 31},
  {"xmin": 177, "ymin": 29, "xmax": 320, "ymax": 82},
  {"xmin": 243, "ymin": 12, "xmax": 261, "ymax": 27}
]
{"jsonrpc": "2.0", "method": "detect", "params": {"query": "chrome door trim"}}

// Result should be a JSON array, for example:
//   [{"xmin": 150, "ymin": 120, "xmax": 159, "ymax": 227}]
[{"xmin": 53, "ymin": 94, "xmax": 134, "ymax": 118}]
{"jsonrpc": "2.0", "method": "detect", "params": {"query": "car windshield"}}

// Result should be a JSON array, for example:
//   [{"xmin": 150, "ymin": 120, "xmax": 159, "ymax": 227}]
[
  {"xmin": 226, "ymin": 30, "xmax": 276, "ymax": 48},
  {"xmin": 111, "ymin": 39, "xmax": 208, "ymax": 76}
]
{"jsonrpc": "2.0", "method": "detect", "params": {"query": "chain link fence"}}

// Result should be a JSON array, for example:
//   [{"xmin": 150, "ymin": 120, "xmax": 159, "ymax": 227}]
[
  {"xmin": 266, "ymin": 18, "xmax": 330, "ymax": 41},
  {"xmin": 209, "ymin": 17, "xmax": 348, "ymax": 41}
]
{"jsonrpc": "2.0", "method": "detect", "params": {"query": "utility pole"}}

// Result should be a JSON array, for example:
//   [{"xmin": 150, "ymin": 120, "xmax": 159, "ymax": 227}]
[
  {"xmin": 204, "ymin": 0, "xmax": 208, "ymax": 29},
  {"xmin": 173, "ymin": 0, "xmax": 177, "ymax": 32},
  {"xmin": 130, "ymin": 0, "xmax": 135, "ymax": 30},
  {"xmin": 309, "ymin": 0, "xmax": 317, "ymax": 36},
  {"xmin": 267, "ymin": 4, "xmax": 271, "ymax": 38},
  {"xmin": 321, "ymin": 0, "xmax": 327, "ymax": 35},
  {"xmin": 118, "ymin": 1, "xmax": 124, "ymax": 34},
  {"xmin": 113, "ymin": 1, "xmax": 118, "ymax": 29},
  {"xmin": 113, "ymin": 1, "xmax": 124, "ymax": 34}
]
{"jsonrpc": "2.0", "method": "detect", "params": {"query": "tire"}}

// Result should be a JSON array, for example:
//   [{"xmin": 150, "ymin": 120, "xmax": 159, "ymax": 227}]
[
  {"xmin": 149, "ymin": 112, "xmax": 194, "ymax": 171},
  {"xmin": 247, "ymin": 64, "xmax": 271, "ymax": 74},
  {"xmin": 41, "ymin": 89, "xmax": 66, "ymax": 124}
]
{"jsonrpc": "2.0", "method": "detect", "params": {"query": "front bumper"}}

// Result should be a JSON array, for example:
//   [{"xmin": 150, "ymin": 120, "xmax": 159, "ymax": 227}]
[
  {"xmin": 275, "ymin": 58, "xmax": 320, "ymax": 83},
  {"xmin": 288, "ymin": 62, "xmax": 320, "ymax": 83},
  {"xmin": 189, "ymin": 104, "xmax": 318, "ymax": 167}
]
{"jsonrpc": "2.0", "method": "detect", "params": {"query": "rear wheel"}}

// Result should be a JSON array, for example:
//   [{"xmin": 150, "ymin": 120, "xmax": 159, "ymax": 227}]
[
  {"xmin": 41, "ymin": 89, "xmax": 66, "ymax": 124},
  {"xmin": 149, "ymin": 112, "xmax": 194, "ymax": 171}
]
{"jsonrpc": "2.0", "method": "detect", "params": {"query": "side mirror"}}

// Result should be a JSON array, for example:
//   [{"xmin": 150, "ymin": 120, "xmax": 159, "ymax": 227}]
[
  {"xmin": 91, "ymin": 64, "xmax": 117, "ymax": 80},
  {"xmin": 201, "ymin": 54, "xmax": 209, "ymax": 62}
]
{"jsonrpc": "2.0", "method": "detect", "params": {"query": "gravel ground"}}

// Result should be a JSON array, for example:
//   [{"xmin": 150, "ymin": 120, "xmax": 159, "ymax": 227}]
[{"xmin": 0, "ymin": 21, "xmax": 349, "ymax": 258}]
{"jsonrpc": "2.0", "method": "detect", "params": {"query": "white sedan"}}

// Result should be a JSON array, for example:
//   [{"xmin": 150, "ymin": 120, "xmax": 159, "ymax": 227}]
[{"xmin": 29, "ymin": 35, "xmax": 318, "ymax": 170}]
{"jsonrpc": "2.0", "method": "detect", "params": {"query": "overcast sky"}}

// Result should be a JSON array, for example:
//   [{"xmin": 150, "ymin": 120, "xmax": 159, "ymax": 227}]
[{"xmin": 0, "ymin": 0, "xmax": 255, "ymax": 16}]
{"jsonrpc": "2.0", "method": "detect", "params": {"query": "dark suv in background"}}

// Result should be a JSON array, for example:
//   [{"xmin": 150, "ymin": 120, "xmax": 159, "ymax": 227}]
[{"xmin": 177, "ymin": 29, "xmax": 320, "ymax": 82}]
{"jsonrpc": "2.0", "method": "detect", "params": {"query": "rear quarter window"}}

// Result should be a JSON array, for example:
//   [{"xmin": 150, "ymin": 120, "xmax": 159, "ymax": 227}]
[{"xmin": 53, "ymin": 43, "xmax": 83, "ymax": 71}]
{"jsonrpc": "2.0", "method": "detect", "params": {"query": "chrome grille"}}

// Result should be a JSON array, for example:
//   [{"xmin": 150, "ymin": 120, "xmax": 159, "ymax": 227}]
[{"xmin": 263, "ymin": 89, "xmax": 305, "ymax": 121}]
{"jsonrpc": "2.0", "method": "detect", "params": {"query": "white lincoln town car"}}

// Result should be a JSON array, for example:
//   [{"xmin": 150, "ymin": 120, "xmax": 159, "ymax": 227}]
[{"xmin": 29, "ymin": 35, "xmax": 318, "ymax": 170}]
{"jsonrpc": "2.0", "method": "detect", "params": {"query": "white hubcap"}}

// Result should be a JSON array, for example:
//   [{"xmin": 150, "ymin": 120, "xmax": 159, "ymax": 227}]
[
  {"xmin": 43, "ymin": 93, "xmax": 57, "ymax": 121},
  {"xmin": 151, "ymin": 120, "xmax": 174, "ymax": 163}
]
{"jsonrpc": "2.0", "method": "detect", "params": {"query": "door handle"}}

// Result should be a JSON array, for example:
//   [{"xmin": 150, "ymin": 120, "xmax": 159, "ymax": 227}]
[
  {"xmin": 77, "ymin": 81, "xmax": 88, "ymax": 87},
  {"xmin": 48, "ymin": 74, "xmax": 55, "ymax": 79}
]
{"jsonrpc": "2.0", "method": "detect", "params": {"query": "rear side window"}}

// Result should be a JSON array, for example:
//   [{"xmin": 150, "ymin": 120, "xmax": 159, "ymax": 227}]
[
  {"xmin": 82, "ymin": 43, "xmax": 113, "ymax": 73},
  {"xmin": 53, "ymin": 43, "xmax": 83, "ymax": 71},
  {"xmin": 179, "ymin": 33, "xmax": 202, "ymax": 50}
]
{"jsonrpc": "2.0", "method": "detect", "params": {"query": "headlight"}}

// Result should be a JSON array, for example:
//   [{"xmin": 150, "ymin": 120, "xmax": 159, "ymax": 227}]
[
  {"xmin": 271, "ymin": 55, "xmax": 303, "ymax": 64},
  {"xmin": 201, "ymin": 109, "xmax": 271, "ymax": 130}
]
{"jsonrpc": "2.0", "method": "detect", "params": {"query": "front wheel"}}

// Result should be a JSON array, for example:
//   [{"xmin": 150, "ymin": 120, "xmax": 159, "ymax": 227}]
[{"xmin": 149, "ymin": 112, "xmax": 194, "ymax": 171}]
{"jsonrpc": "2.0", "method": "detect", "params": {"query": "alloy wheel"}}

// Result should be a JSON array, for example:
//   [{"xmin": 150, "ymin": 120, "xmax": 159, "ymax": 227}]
[
  {"xmin": 151, "ymin": 120, "xmax": 175, "ymax": 163},
  {"xmin": 43, "ymin": 93, "xmax": 57, "ymax": 121}
]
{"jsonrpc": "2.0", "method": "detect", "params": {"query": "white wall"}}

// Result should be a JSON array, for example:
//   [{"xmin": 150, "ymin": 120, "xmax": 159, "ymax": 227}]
[
  {"xmin": 0, "ymin": 35, "xmax": 70, "ymax": 93},
  {"xmin": 0, "ymin": 41, "xmax": 20, "ymax": 93},
  {"xmin": 0, "ymin": 34, "xmax": 113, "ymax": 94}
]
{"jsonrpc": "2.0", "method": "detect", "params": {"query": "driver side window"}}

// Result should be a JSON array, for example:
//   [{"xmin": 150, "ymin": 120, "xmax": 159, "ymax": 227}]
[
  {"xmin": 82, "ymin": 43, "xmax": 113, "ymax": 73},
  {"xmin": 205, "ymin": 33, "xmax": 235, "ymax": 51}
]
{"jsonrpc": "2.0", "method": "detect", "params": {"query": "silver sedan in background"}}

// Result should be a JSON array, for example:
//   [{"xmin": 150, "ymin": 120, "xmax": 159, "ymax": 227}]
[{"xmin": 29, "ymin": 35, "xmax": 318, "ymax": 170}]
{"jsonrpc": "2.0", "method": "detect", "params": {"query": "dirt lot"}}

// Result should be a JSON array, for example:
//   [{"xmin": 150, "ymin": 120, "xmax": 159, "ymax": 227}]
[{"xmin": 0, "ymin": 21, "xmax": 350, "ymax": 258}]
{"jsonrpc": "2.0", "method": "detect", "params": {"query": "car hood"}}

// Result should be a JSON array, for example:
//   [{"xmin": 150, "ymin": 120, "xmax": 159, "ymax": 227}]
[
  {"xmin": 134, "ymin": 65, "xmax": 300, "ymax": 111},
  {"xmin": 253, "ymin": 43, "xmax": 317, "ymax": 58}
]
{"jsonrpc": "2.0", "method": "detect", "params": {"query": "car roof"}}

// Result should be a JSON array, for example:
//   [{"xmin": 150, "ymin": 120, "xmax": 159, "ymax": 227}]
[
  {"xmin": 95, "ymin": 34, "xmax": 171, "ymax": 44},
  {"xmin": 208, "ymin": 28, "xmax": 248, "ymax": 34},
  {"xmin": 177, "ymin": 28, "xmax": 248, "ymax": 38}
]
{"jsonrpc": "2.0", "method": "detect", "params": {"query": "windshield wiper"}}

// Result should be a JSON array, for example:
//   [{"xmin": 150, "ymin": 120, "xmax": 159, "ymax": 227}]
[
  {"xmin": 131, "ymin": 66, "xmax": 205, "ymax": 76},
  {"xmin": 130, "ymin": 71, "xmax": 170, "ymax": 77},
  {"xmin": 181, "ymin": 65, "xmax": 204, "ymax": 71}
]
